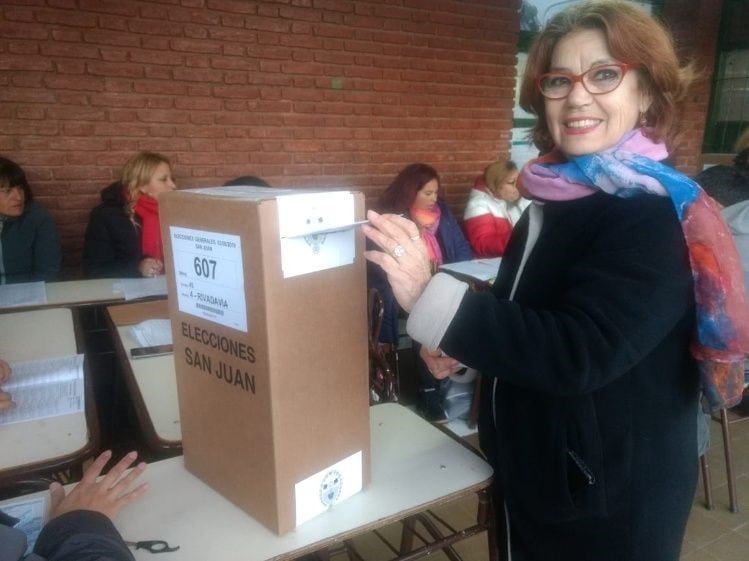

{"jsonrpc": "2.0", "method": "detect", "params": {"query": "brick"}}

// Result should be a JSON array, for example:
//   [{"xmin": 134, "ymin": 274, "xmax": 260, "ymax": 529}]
[
  {"xmin": 173, "ymin": 67, "xmax": 223, "ymax": 82},
  {"xmin": 206, "ymin": 0, "xmax": 258, "ymax": 14},
  {"xmin": 136, "ymin": 109, "xmax": 191, "ymax": 124},
  {"xmin": 279, "ymin": 6, "xmax": 322, "ymax": 22},
  {"xmin": 87, "ymin": 61, "xmax": 144, "ymax": 79},
  {"xmin": 83, "ymin": 30, "xmax": 140, "ymax": 47},
  {"xmin": 36, "ymin": 10, "xmax": 98, "ymax": 27},
  {"xmin": 312, "ymin": 0, "xmax": 354, "ymax": 13},
  {"xmin": 44, "ymin": 75, "xmax": 105, "ymax": 91},
  {"xmin": 78, "ymin": 0, "xmax": 138, "ymax": 16},
  {"xmin": 97, "ymin": 15, "xmax": 129, "ymax": 31},
  {"xmin": 170, "ymin": 38, "xmax": 223, "ymax": 54}
]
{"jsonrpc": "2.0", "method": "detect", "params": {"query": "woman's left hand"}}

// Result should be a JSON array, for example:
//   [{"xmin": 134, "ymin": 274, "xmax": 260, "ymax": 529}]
[{"xmin": 363, "ymin": 210, "xmax": 432, "ymax": 312}]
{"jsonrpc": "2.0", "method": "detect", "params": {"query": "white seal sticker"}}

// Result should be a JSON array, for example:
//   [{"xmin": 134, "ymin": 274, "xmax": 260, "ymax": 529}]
[
  {"xmin": 294, "ymin": 450, "xmax": 363, "ymax": 527},
  {"xmin": 170, "ymin": 226, "xmax": 247, "ymax": 332}
]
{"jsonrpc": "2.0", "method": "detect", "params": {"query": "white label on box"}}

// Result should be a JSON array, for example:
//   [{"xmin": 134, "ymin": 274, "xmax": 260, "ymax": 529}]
[
  {"xmin": 294, "ymin": 450, "xmax": 363, "ymax": 527},
  {"xmin": 170, "ymin": 226, "xmax": 248, "ymax": 332},
  {"xmin": 277, "ymin": 192, "xmax": 356, "ymax": 278}
]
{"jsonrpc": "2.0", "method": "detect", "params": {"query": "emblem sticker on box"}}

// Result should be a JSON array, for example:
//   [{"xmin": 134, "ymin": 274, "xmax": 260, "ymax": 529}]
[
  {"xmin": 294, "ymin": 451, "xmax": 363, "ymax": 526},
  {"xmin": 170, "ymin": 226, "xmax": 248, "ymax": 332}
]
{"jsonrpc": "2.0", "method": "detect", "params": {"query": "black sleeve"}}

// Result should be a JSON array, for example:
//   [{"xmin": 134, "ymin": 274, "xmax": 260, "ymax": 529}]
[
  {"xmin": 82, "ymin": 209, "xmax": 141, "ymax": 279},
  {"xmin": 33, "ymin": 511, "xmax": 134, "ymax": 561},
  {"xmin": 440, "ymin": 198, "xmax": 694, "ymax": 396}
]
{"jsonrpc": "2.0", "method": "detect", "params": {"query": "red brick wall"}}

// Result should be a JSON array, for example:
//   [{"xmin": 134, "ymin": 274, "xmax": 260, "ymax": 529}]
[
  {"xmin": 0, "ymin": 0, "xmax": 520, "ymax": 269},
  {"xmin": 661, "ymin": 0, "xmax": 723, "ymax": 176}
]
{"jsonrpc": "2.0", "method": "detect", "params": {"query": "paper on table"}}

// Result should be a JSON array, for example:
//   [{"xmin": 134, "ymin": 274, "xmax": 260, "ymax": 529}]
[
  {"xmin": 0, "ymin": 354, "xmax": 85, "ymax": 425},
  {"xmin": 1, "ymin": 496, "xmax": 46, "ymax": 555},
  {"xmin": 0, "ymin": 281, "xmax": 47, "ymax": 309},
  {"xmin": 130, "ymin": 319, "xmax": 173, "ymax": 347},
  {"xmin": 277, "ymin": 191, "xmax": 356, "ymax": 278},
  {"xmin": 439, "ymin": 258, "xmax": 502, "ymax": 282},
  {"xmin": 114, "ymin": 276, "xmax": 168, "ymax": 301}
]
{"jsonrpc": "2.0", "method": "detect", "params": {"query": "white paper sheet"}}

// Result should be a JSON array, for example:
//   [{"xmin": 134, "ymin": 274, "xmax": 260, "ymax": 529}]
[
  {"xmin": 1, "ymin": 496, "xmax": 46, "ymax": 555},
  {"xmin": 0, "ymin": 281, "xmax": 47, "ymax": 308},
  {"xmin": 277, "ymin": 192, "xmax": 356, "ymax": 278},
  {"xmin": 439, "ymin": 258, "xmax": 502, "ymax": 282},
  {"xmin": 0, "ymin": 354, "xmax": 85, "ymax": 425},
  {"xmin": 170, "ymin": 227, "xmax": 247, "ymax": 332},
  {"xmin": 130, "ymin": 319, "xmax": 173, "ymax": 347},
  {"xmin": 113, "ymin": 276, "xmax": 168, "ymax": 301}
]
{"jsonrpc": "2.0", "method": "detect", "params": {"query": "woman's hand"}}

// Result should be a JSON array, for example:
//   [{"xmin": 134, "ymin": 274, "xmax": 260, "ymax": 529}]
[
  {"xmin": 0, "ymin": 359, "xmax": 13, "ymax": 412},
  {"xmin": 363, "ymin": 210, "xmax": 432, "ymax": 312},
  {"xmin": 48, "ymin": 450, "xmax": 148, "ymax": 521},
  {"xmin": 138, "ymin": 257, "xmax": 164, "ymax": 278},
  {"xmin": 420, "ymin": 346, "xmax": 462, "ymax": 380}
]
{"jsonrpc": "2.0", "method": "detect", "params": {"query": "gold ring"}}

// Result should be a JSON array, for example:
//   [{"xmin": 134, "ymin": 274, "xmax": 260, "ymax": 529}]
[{"xmin": 410, "ymin": 234, "xmax": 421, "ymax": 241}]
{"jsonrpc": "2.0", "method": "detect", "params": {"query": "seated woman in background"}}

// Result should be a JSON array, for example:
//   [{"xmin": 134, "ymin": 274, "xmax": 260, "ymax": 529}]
[
  {"xmin": 463, "ymin": 159, "xmax": 530, "ymax": 257},
  {"xmin": 0, "ymin": 157, "xmax": 61, "ymax": 284},
  {"xmin": 368, "ymin": 163, "xmax": 472, "ymax": 422},
  {"xmin": 83, "ymin": 152, "xmax": 176, "ymax": 278}
]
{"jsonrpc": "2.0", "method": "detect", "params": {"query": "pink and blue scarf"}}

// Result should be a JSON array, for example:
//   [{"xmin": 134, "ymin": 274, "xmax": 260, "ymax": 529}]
[{"xmin": 519, "ymin": 129, "xmax": 749, "ymax": 410}]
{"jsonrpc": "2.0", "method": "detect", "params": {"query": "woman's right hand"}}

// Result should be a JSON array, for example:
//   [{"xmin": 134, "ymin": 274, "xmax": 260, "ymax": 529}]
[
  {"xmin": 138, "ymin": 257, "xmax": 164, "ymax": 278},
  {"xmin": 363, "ymin": 210, "xmax": 432, "ymax": 312},
  {"xmin": 0, "ymin": 359, "xmax": 14, "ymax": 412}
]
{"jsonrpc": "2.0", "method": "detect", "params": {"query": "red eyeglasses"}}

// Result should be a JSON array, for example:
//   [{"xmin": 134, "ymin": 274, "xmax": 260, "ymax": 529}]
[{"xmin": 536, "ymin": 63, "xmax": 639, "ymax": 100}]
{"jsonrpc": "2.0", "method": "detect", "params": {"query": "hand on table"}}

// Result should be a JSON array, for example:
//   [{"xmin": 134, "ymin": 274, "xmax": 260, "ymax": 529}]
[
  {"xmin": 138, "ymin": 257, "xmax": 164, "ymax": 278},
  {"xmin": 363, "ymin": 210, "xmax": 432, "ymax": 313},
  {"xmin": 0, "ymin": 359, "xmax": 13, "ymax": 412},
  {"xmin": 48, "ymin": 450, "xmax": 149, "ymax": 521},
  {"xmin": 420, "ymin": 346, "xmax": 462, "ymax": 380}
]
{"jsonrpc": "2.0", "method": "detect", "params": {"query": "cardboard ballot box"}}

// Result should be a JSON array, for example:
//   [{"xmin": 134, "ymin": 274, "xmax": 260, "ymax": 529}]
[{"xmin": 159, "ymin": 186, "xmax": 371, "ymax": 535}]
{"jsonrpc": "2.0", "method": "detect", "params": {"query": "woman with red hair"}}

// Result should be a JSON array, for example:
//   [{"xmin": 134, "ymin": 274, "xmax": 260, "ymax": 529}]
[{"xmin": 370, "ymin": 163, "xmax": 472, "ymax": 422}]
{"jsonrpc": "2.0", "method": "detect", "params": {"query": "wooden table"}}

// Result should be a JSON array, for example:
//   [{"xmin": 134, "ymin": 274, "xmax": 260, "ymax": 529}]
[
  {"xmin": 0, "ymin": 308, "xmax": 99, "ymax": 493},
  {"xmin": 1, "ymin": 404, "xmax": 495, "ymax": 561},
  {"xmin": 106, "ymin": 300, "xmax": 181, "ymax": 456}
]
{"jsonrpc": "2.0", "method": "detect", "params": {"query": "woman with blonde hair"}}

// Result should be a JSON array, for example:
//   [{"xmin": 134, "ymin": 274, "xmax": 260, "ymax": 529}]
[
  {"xmin": 463, "ymin": 159, "xmax": 530, "ymax": 257},
  {"xmin": 83, "ymin": 152, "xmax": 176, "ymax": 278}
]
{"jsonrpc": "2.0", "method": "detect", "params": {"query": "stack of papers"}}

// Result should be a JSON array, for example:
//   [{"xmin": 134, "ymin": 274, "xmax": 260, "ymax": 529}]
[
  {"xmin": 130, "ymin": 318, "xmax": 173, "ymax": 347},
  {"xmin": 0, "ymin": 354, "xmax": 85, "ymax": 425}
]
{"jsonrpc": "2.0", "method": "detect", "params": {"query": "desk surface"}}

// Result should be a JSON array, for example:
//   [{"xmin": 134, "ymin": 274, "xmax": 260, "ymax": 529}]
[
  {"xmin": 0, "ymin": 308, "xmax": 88, "ymax": 470},
  {"xmin": 1, "ymin": 403, "xmax": 492, "ymax": 561},
  {"xmin": 107, "ymin": 300, "xmax": 181, "ymax": 445}
]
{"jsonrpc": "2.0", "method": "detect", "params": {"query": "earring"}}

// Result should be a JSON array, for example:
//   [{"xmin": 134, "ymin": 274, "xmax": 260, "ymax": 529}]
[{"xmin": 639, "ymin": 111, "xmax": 648, "ymax": 128}]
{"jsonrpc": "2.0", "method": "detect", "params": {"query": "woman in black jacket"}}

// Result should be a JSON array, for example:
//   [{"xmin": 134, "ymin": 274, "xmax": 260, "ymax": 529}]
[
  {"xmin": 0, "ymin": 157, "xmax": 61, "ymax": 284},
  {"xmin": 363, "ymin": 2, "xmax": 749, "ymax": 560},
  {"xmin": 83, "ymin": 152, "xmax": 175, "ymax": 279}
]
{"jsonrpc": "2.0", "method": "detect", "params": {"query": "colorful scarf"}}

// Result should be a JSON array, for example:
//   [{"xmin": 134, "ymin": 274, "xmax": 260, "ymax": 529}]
[
  {"xmin": 519, "ymin": 129, "xmax": 749, "ymax": 411},
  {"xmin": 410, "ymin": 204, "xmax": 443, "ymax": 267},
  {"xmin": 134, "ymin": 194, "xmax": 163, "ymax": 262}
]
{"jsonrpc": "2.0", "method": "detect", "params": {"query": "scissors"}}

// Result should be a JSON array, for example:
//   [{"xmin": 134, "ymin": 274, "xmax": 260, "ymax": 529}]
[{"xmin": 125, "ymin": 540, "xmax": 180, "ymax": 554}]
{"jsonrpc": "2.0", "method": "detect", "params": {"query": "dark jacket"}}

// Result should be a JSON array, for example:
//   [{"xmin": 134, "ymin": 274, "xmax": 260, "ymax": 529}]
[
  {"xmin": 82, "ymin": 182, "xmax": 142, "ymax": 279},
  {"xmin": 0, "ymin": 509, "xmax": 134, "ymax": 561},
  {"xmin": 0, "ymin": 202, "xmax": 61, "ymax": 284},
  {"xmin": 441, "ymin": 192, "xmax": 699, "ymax": 560},
  {"xmin": 370, "ymin": 200, "xmax": 473, "ymax": 344}
]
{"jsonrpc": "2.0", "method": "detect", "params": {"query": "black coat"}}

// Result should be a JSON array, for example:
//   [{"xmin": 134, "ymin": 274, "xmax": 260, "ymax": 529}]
[
  {"xmin": 441, "ymin": 192, "xmax": 699, "ymax": 560},
  {"xmin": 1, "ymin": 509, "xmax": 134, "ymax": 561},
  {"xmin": 82, "ymin": 182, "xmax": 142, "ymax": 279}
]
